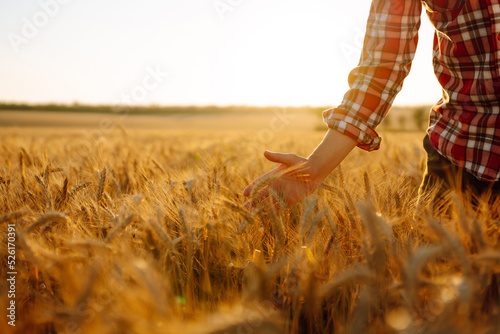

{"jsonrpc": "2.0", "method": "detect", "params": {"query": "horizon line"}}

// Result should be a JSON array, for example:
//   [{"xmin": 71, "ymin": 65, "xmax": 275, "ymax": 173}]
[{"xmin": 0, "ymin": 101, "xmax": 434, "ymax": 109}]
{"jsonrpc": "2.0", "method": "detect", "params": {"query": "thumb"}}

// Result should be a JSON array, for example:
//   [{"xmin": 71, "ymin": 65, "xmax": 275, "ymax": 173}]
[{"xmin": 264, "ymin": 151, "xmax": 300, "ymax": 166}]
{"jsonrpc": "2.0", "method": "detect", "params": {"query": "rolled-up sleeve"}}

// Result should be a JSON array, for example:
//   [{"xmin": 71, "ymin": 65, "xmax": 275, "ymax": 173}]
[{"xmin": 324, "ymin": 0, "xmax": 422, "ymax": 151}]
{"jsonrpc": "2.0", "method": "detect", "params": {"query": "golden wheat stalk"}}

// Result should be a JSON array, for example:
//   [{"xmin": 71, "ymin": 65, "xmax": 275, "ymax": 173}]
[
  {"xmin": 68, "ymin": 181, "xmax": 92, "ymax": 199},
  {"xmin": 363, "ymin": 170, "xmax": 371, "ymax": 197},
  {"xmin": 105, "ymin": 213, "xmax": 135, "ymax": 242},
  {"xmin": 19, "ymin": 151, "xmax": 26, "ymax": 190},
  {"xmin": 25, "ymin": 212, "xmax": 68, "ymax": 234},
  {"xmin": 66, "ymin": 239, "xmax": 112, "ymax": 250},
  {"xmin": 35, "ymin": 174, "xmax": 52, "ymax": 210},
  {"xmin": 96, "ymin": 167, "xmax": 107, "ymax": 204},
  {"xmin": 0, "ymin": 210, "xmax": 28, "ymax": 225},
  {"xmin": 249, "ymin": 174, "xmax": 279, "ymax": 199},
  {"xmin": 319, "ymin": 264, "xmax": 376, "ymax": 298},
  {"xmin": 55, "ymin": 177, "xmax": 69, "ymax": 209},
  {"xmin": 299, "ymin": 197, "xmax": 319, "ymax": 244},
  {"xmin": 222, "ymin": 200, "xmax": 256, "ymax": 224},
  {"xmin": 151, "ymin": 159, "xmax": 165, "ymax": 173},
  {"xmin": 427, "ymin": 216, "xmax": 473, "ymax": 277},
  {"xmin": 401, "ymin": 245, "xmax": 446, "ymax": 305},
  {"xmin": 43, "ymin": 164, "xmax": 51, "ymax": 186},
  {"xmin": 148, "ymin": 217, "xmax": 181, "ymax": 253}
]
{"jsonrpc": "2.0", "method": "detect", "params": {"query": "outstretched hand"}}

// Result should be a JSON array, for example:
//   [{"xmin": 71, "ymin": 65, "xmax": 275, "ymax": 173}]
[
  {"xmin": 242, "ymin": 129, "xmax": 358, "ymax": 211},
  {"xmin": 242, "ymin": 150, "xmax": 322, "ymax": 210}
]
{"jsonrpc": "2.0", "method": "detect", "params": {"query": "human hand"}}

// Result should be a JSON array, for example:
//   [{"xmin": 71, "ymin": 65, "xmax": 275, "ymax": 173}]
[
  {"xmin": 242, "ymin": 151, "xmax": 323, "ymax": 210},
  {"xmin": 242, "ymin": 129, "xmax": 358, "ymax": 211}
]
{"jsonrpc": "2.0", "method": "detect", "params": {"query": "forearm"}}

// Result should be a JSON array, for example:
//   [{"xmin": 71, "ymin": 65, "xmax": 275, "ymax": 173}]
[
  {"xmin": 324, "ymin": 0, "xmax": 422, "ymax": 152},
  {"xmin": 307, "ymin": 129, "xmax": 357, "ymax": 181}
]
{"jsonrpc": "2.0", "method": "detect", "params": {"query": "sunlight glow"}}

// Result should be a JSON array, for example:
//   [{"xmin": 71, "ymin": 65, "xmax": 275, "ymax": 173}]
[{"xmin": 0, "ymin": 0, "xmax": 441, "ymax": 107}]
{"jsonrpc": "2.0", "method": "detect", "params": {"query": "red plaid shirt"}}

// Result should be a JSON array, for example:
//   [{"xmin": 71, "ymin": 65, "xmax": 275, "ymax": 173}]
[{"xmin": 323, "ymin": 0, "xmax": 500, "ymax": 181}]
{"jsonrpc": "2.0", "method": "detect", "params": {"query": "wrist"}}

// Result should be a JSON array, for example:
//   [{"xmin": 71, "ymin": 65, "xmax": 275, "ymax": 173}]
[
  {"xmin": 306, "ymin": 155, "xmax": 334, "ymax": 182},
  {"xmin": 307, "ymin": 129, "xmax": 357, "ymax": 181}
]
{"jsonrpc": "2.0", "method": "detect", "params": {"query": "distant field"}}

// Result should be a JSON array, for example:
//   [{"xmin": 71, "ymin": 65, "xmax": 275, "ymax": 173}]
[
  {"xmin": 0, "ymin": 110, "xmax": 318, "ymax": 131},
  {"xmin": 0, "ymin": 104, "xmax": 431, "ymax": 131}
]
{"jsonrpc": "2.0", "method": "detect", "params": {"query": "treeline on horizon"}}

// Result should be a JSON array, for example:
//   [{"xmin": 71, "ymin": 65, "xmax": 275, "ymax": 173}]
[
  {"xmin": 0, "ymin": 102, "xmax": 330, "ymax": 115},
  {"xmin": 0, "ymin": 102, "xmax": 433, "ymax": 131},
  {"xmin": 0, "ymin": 102, "xmax": 432, "ymax": 114}
]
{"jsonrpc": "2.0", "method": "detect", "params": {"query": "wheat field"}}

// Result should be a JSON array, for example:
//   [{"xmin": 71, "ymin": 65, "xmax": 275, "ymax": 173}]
[{"xmin": 1, "ymin": 128, "xmax": 500, "ymax": 334}]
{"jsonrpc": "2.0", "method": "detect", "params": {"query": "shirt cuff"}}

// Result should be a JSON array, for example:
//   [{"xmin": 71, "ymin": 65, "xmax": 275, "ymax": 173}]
[{"xmin": 322, "ymin": 107, "xmax": 381, "ymax": 151}]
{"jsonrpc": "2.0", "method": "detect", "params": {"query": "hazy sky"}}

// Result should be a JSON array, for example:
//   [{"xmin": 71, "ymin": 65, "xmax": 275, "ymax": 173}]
[{"xmin": 0, "ymin": 0, "xmax": 442, "ymax": 107}]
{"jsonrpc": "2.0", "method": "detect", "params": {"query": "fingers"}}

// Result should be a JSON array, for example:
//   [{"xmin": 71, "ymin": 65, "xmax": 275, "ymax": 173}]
[
  {"xmin": 243, "ymin": 151, "xmax": 303, "ymax": 199},
  {"xmin": 243, "ymin": 186, "xmax": 280, "ymax": 213},
  {"xmin": 264, "ymin": 151, "xmax": 301, "ymax": 166},
  {"xmin": 243, "ymin": 187, "xmax": 267, "ymax": 211},
  {"xmin": 243, "ymin": 186, "xmax": 251, "ymax": 197},
  {"xmin": 243, "ymin": 177, "xmax": 262, "ymax": 197},
  {"xmin": 243, "ymin": 166, "xmax": 279, "ymax": 197}
]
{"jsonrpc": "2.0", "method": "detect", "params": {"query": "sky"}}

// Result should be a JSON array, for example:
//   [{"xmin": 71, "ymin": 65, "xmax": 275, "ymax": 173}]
[{"xmin": 0, "ymin": 0, "xmax": 443, "ymax": 107}]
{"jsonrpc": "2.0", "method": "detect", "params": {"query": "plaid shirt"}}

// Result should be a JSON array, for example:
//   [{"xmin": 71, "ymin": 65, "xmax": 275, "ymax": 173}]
[{"xmin": 323, "ymin": 0, "xmax": 500, "ymax": 181}]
